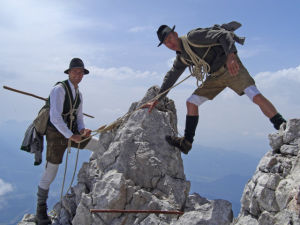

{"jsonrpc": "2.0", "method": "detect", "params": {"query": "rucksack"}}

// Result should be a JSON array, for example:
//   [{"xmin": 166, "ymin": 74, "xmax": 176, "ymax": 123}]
[{"xmin": 33, "ymin": 80, "xmax": 79, "ymax": 135}]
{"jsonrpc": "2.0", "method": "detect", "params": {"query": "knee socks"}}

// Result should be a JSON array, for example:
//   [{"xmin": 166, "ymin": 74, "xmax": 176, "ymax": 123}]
[
  {"xmin": 184, "ymin": 115, "xmax": 199, "ymax": 143},
  {"xmin": 270, "ymin": 113, "xmax": 286, "ymax": 130}
]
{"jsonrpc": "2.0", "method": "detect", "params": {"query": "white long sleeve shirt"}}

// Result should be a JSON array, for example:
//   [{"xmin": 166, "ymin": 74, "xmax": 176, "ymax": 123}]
[{"xmin": 49, "ymin": 80, "xmax": 85, "ymax": 139}]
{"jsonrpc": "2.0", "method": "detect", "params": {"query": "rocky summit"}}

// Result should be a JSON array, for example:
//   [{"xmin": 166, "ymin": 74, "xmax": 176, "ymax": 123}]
[
  {"xmin": 17, "ymin": 86, "xmax": 300, "ymax": 225},
  {"xmin": 19, "ymin": 86, "xmax": 233, "ymax": 225},
  {"xmin": 233, "ymin": 119, "xmax": 300, "ymax": 225}
]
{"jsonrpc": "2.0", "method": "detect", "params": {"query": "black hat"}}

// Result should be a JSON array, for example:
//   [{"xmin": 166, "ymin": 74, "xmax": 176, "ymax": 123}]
[
  {"xmin": 157, "ymin": 25, "xmax": 175, "ymax": 47},
  {"xmin": 64, "ymin": 58, "xmax": 89, "ymax": 75}
]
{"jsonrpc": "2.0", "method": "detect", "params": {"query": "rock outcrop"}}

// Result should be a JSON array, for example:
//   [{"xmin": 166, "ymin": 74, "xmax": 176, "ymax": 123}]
[
  {"xmin": 19, "ymin": 86, "xmax": 233, "ymax": 225},
  {"xmin": 233, "ymin": 119, "xmax": 300, "ymax": 225}
]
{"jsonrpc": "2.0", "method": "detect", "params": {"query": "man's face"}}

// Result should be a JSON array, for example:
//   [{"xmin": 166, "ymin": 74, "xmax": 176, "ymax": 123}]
[
  {"xmin": 164, "ymin": 32, "xmax": 180, "ymax": 51},
  {"xmin": 69, "ymin": 68, "xmax": 84, "ymax": 87}
]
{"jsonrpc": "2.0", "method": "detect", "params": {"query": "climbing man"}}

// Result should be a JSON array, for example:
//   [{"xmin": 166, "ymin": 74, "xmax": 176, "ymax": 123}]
[
  {"xmin": 35, "ymin": 58, "xmax": 100, "ymax": 225},
  {"xmin": 144, "ymin": 21, "xmax": 286, "ymax": 155}
]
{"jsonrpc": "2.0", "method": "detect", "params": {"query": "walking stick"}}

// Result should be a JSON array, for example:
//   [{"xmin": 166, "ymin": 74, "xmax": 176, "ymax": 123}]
[{"xmin": 3, "ymin": 85, "xmax": 94, "ymax": 118}]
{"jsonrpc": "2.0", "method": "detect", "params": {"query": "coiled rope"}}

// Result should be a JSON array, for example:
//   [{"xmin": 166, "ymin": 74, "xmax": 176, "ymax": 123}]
[{"xmin": 180, "ymin": 36, "xmax": 221, "ymax": 87}]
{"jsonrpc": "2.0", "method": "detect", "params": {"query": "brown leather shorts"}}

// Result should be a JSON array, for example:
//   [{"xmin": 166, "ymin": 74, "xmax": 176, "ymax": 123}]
[
  {"xmin": 193, "ymin": 56, "xmax": 255, "ymax": 100},
  {"xmin": 46, "ymin": 126, "xmax": 89, "ymax": 164}
]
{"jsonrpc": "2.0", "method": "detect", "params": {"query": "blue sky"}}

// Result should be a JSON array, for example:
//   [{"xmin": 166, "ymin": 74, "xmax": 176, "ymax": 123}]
[{"xmin": 1, "ymin": 0, "xmax": 300, "ymax": 203}]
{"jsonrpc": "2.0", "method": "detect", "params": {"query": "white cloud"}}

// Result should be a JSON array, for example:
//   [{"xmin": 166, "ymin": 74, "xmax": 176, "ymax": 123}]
[
  {"xmin": 91, "ymin": 66, "xmax": 159, "ymax": 80},
  {"xmin": 0, "ymin": 179, "xmax": 12, "ymax": 209},
  {"xmin": 128, "ymin": 26, "xmax": 153, "ymax": 33},
  {"xmin": 255, "ymin": 65, "xmax": 300, "ymax": 85},
  {"xmin": 0, "ymin": 179, "xmax": 13, "ymax": 196}
]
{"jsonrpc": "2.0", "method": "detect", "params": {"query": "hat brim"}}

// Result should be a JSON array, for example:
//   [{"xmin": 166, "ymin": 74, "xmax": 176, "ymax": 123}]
[
  {"xmin": 64, "ymin": 68, "xmax": 89, "ymax": 75},
  {"xmin": 157, "ymin": 25, "xmax": 175, "ymax": 47}
]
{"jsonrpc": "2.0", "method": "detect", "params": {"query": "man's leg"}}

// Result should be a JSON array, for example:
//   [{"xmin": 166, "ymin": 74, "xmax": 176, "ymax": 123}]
[
  {"xmin": 185, "ymin": 101, "xmax": 199, "ymax": 143},
  {"xmin": 36, "ymin": 126, "xmax": 66, "ymax": 224},
  {"xmin": 36, "ymin": 162, "xmax": 59, "ymax": 225},
  {"xmin": 244, "ymin": 85, "xmax": 286, "ymax": 129},
  {"xmin": 166, "ymin": 95, "xmax": 208, "ymax": 154}
]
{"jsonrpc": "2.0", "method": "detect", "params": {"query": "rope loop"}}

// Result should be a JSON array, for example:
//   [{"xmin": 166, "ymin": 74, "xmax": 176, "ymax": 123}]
[{"xmin": 181, "ymin": 36, "xmax": 214, "ymax": 87}]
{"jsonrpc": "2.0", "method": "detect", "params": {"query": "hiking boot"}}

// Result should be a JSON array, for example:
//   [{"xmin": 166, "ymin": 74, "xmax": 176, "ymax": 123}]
[
  {"xmin": 36, "ymin": 204, "xmax": 51, "ymax": 225},
  {"xmin": 36, "ymin": 186, "xmax": 51, "ymax": 225},
  {"xmin": 165, "ymin": 135, "xmax": 192, "ymax": 154}
]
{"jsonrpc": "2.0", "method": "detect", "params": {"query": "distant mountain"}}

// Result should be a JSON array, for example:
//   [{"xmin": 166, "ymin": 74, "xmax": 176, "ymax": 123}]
[
  {"xmin": 182, "ymin": 145, "xmax": 260, "ymax": 216},
  {"xmin": 189, "ymin": 174, "xmax": 251, "ymax": 217},
  {"xmin": 182, "ymin": 144, "xmax": 260, "ymax": 182}
]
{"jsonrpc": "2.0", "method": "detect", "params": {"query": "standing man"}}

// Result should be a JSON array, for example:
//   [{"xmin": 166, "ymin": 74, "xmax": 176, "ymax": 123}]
[
  {"xmin": 144, "ymin": 21, "xmax": 286, "ymax": 155},
  {"xmin": 36, "ymin": 58, "xmax": 100, "ymax": 225}
]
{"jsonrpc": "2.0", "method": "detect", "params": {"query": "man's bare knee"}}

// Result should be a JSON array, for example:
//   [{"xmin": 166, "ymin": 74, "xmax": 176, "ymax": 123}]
[
  {"xmin": 186, "ymin": 101, "xmax": 199, "ymax": 115},
  {"xmin": 253, "ymin": 94, "xmax": 264, "ymax": 105}
]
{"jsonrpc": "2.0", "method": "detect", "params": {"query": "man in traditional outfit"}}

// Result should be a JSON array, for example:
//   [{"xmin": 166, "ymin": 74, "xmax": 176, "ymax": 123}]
[
  {"xmin": 35, "ymin": 58, "xmax": 100, "ymax": 225},
  {"xmin": 144, "ymin": 22, "xmax": 286, "ymax": 154}
]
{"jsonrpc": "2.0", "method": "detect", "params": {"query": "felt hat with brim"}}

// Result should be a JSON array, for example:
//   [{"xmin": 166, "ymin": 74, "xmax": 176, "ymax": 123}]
[
  {"xmin": 64, "ymin": 58, "xmax": 89, "ymax": 74},
  {"xmin": 157, "ymin": 25, "xmax": 175, "ymax": 47}
]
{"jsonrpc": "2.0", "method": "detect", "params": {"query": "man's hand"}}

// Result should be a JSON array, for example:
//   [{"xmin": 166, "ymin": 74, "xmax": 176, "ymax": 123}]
[
  {"xmin": 226, "ymin": 53, "xmax": 239, "ymax": 76},
  {"xmin": 141, "ymin": 100, "xmax": 158, "ymax": 113},
  {"xmin": 80, "ymin": 128, "xmax": 92, "ymax": 137},
  {"xmin": 70, "ymin": 134, "xmax": 82, "ymax": 143}
]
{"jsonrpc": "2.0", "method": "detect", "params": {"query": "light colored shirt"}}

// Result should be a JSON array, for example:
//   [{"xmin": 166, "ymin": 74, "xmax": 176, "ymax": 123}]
[{"xmin": 49, "ymin": 80, "xmax": 85, "ymax": 138}]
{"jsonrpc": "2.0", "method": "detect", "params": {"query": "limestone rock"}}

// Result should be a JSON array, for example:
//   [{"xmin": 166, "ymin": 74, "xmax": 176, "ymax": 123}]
[
  {"xmin": 233, "ymin": 118, "xmax": 300, "ymax": 225},
  {"xmin": 20, "ymin": 86, "xmax": 232, "ymax": 225}
]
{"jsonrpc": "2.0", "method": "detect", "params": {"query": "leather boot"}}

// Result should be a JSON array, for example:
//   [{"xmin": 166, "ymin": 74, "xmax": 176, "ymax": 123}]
[
  {"xmin": 36, "ymin": 186, "xmax": 51, "ymax": 225},
  {"xmin": 165, "ymin": 135, "xmax": 192, "ymax": 154}
]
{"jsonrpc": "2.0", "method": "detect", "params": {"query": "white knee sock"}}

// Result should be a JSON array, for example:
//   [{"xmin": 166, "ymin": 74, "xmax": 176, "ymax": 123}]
[
  {"xmin": 39, "ymin": 162, "xmax": 59, "ymax": 190},
  {"xmin": 244, "ymin": 85, "xmax": 261, "ymax": 101},
  {"xmin": 187, "ymin": 94, "xmax": 208, "ymax": 106}
]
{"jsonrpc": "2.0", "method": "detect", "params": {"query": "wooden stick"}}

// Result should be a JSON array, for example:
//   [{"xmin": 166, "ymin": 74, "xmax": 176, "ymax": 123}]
[
  {"xmin": 3, "ymin": 85, "xmax": 94, "ymax": 118},
  {"xmin": 3, "ymin": 85, "xmax": 47, "ymax": 101},
  {"xmin": 90, "ymin": 209, "xmax": 184, "ymax": 215}
]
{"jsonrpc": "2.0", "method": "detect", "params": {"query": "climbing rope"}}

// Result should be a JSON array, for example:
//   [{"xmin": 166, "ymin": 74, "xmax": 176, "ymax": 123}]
[
  {"xmin": 77, "ymin": 72, "xmax": 193, "ymax": 145},
  {"xmin": 55, "ymin": 41, "xmax": 221, "ymax": 211},
  {"xmin": 59, "ymin": 83, "xmax": 81, "ymax": 207},
  {"xmin": 180, "ymin": 36, "xmax": 221, "ymax": 87}
]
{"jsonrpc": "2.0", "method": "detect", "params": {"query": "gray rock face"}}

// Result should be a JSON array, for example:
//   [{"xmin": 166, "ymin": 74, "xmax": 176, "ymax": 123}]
[
  {"xmin": 233, "ymin": 119, "xmax": 300, "ymax": 225},
  {"xmin": 19, "ymin": 86, "xmax": 233, "ymax": 225}
]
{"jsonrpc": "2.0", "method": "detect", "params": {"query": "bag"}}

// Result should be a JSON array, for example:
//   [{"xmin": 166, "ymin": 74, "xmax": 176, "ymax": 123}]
[
  {"xmin": 33, "ymin": 104, "xmax": 50, "ymax": 135},
  {"xmin": 32, "ymin": 80, "xmax": 78, "ymax": 135}
]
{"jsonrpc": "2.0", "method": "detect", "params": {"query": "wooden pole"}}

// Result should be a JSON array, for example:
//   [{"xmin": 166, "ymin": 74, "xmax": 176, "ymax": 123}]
[
  {"xmin": 3, "ymin": 85, "xmax": 94, "ymax": 118},
  {"xmin": 90, "ymin": 209, "xmax": 184, "ymax": 215}
]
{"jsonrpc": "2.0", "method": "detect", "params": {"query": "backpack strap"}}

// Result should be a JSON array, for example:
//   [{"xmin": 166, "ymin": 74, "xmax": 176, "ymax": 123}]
[{"xmin": 59, "ymin": 80, "xmax": 80, "ymax": 132}]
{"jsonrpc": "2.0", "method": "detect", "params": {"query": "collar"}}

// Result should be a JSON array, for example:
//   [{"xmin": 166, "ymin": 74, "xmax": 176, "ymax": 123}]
[
  {"xmin": 67, "ymin": 79, "xmax": 79, "ymax": 96},
  {"xmin": 176, "ymin": 38, "xmax": 184, "ymax": 55}
]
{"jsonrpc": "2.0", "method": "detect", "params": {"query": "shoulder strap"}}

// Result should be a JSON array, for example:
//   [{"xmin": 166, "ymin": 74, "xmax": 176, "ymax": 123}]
[
  {"xmin": 59, "ymin": 80, "xmax": 73, "ymax": 111},
  {"xmin": 185, "ymin": 38, "xmax": 221, "ymax": 48}
]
